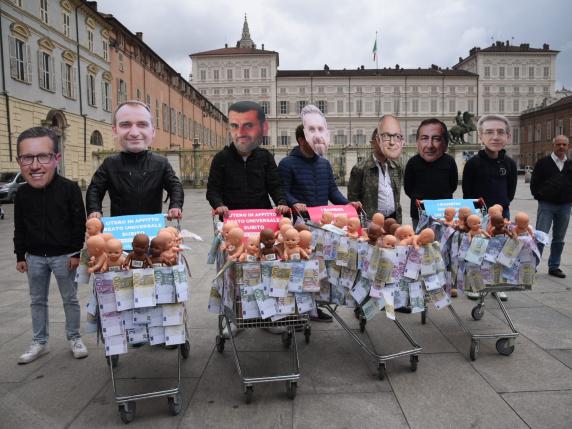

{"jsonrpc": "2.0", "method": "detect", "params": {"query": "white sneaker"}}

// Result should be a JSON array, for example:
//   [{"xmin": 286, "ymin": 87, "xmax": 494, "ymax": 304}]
[
  {"xmin": 18, "ymin": 342, "xmax": 49, "ymax": 364},
  {"xmin": 70, "ymin": 338, "xmax": 88, "ymax": 359},
  {"xmin": 465, "ymin": 291, "xmax": 480, "ymax": 300},
  {"xmin": 493, "ymin": 291, "xmax": 508, "ymax": 302}
]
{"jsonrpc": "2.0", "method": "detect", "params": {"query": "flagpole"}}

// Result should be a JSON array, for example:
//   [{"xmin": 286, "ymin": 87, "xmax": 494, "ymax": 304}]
[{"xmin": 375, "ymin": 30, "xmax": 379, "ymax": 71}]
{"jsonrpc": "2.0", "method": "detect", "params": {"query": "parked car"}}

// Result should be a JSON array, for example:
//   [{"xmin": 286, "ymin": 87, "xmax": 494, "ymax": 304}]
[{"xmin": 0, "ymin": 172, "xmax": 26, "ymax": 203}]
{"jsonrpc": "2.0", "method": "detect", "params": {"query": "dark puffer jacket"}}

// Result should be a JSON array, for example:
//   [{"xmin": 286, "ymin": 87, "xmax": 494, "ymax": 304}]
[
  {"xmin": 86, "ymin": 151, "xmax": 184, "ymax": 216},
  {"xmin": 206, "ymin": 144, "xmax": 286, "ymax": 210},
  {"xmin": 278, "ymin": 146, "xmax": 348, "ymax": 207}
]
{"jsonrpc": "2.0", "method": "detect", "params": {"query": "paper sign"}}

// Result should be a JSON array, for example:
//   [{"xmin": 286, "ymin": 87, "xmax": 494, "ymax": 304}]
[
  {"xmin": 421, "ymin": 199, "xmax": 479, "ymax": 219},
  {"xmin": 101, "ymin": 214, "xmax": 165, "ymax": 251},
  {"xmin": 305, "ymin": 205, "xmax": 359, "ymax": 226},
  {"xmin": 226, "ymin": 209, "xmax": 282, "ymax": 237}
]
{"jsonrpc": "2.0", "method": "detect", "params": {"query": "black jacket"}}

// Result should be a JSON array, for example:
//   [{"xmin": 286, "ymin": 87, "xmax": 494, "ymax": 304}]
[
  {"xmin": 206, "ymin": 144, "xmax": 286, "ymax": 210},
  {"xmin": 86, "ymin": 151, "xmax": 184, "ymax": 216},
  {"xmin": 462, "ymin": 149, "xmax": 517, "ymax": 210},
  {"xmin": 530, "ymin": 155, "xmax": 572, "ymax": 203},
  {"xmin": 14, "ymin": 174, "xmax": 86, "ymax": 262},
  {"xmin": 403, "ymin": 153, "xmax": 458, "ymax": 219}
]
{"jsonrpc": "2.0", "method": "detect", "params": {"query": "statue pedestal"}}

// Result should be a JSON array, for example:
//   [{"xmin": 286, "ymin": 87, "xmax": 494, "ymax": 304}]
[{"xmin": 449, "ymin": 144, "xmax": 481, "ymax": 183}]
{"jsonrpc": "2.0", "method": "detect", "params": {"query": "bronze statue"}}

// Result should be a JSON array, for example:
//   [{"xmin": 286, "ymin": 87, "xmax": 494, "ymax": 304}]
[{"xmin": 449, "ymin": 111, "xmax": 476, "ymax": 145}]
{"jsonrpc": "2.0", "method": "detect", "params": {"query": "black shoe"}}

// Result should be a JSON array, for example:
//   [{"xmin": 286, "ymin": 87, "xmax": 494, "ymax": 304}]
[
  {"xmin": 395, "ymin": 307, "xmax": 412, "ymax": 314},
  {"xmin": 310, "ymin": 308, "xmax": 333, "ymax": 323},
  {"xmin": 549, "ymin": 268, "xmax": 566, "ymax": 278}
]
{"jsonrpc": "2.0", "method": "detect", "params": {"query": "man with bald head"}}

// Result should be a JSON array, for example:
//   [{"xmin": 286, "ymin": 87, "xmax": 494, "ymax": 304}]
[
  {"xmin": 348, "ymin": 115, "xmax": 405, "ymax": 223},
  {"xmin": 530, "ymin": 135, "xmax": 572, "ymax": 278}
]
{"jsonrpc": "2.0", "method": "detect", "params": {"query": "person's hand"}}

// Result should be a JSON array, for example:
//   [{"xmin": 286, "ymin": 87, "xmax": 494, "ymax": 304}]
[
  {"xmin": 88, "ymin": 211, "xmax": 102, "ymax": 219},
  {"xmin": 16, "ymin": 261, "xmax": 27, "ymax": 273},
  {"xmin": 68, "ymin": 256, "xmax": 80, "ymax": 271},
  {"xmin": 215, "ymin": 205, "xmax": 229, "ymax": 218},
  {"xmin": 292, "ymin": 203, "xmax": 308, "ymax": 214},
  {"xmin": 275, "ymin": 205, "xmax": 290, "ymax": 215},
  {"xmin": 349, "ymin": 201, "xmax": 363, "ymax": 210},
  {"xmin": 167, "ymin": 208, "xmax": 182, "ymax": 221}
]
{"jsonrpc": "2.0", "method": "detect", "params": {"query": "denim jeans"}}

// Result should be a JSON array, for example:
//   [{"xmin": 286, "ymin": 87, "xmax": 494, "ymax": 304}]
[
  {"xmin": 26, "ymin": 254, "xmax": 81, "ymax": 344},
  {"xmin": 535, "ymin": 201, "xmax": 572, "ymax": 269}
]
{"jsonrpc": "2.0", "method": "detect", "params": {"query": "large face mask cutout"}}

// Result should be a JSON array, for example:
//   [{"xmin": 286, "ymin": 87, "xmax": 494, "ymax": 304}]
[{"xmin": 303, "ymin": 112, "xmax": 330, "ymax": 157}]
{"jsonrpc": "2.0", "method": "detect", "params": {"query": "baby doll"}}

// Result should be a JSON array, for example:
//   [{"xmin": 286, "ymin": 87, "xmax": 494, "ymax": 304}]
[
  {"xmin": 395, "ymin": 225, "xmax": 415, "ymax": 246},
  {"xmin": 283, "ymin": 228, "xmax": 309, "ymax": 261},
  {"xmin": 384, "ymin": 217, "xmax": 397, "ymax": 233},
  {"xmin": 413, "ymin": 228, "xmax": 435, "ymax": 249},
  {"xmin": 488, "ymin": 204, "xmax": 504, "ymax": 218},
  {"xmin": 371, "ymin": 212, "xmax": 385, "ymax": 229},
  {"xmin": 442, "ymin": 207, "xmax": 456, "ymax": 227},
  {"xmin": 123, "ymin": 233, "xmax": 152, "ymax": 269},
  {"xmin": 489, "ymin": 214, "xmax": 515, "ymax": 238},
  {"xmin": 149, "ymin": 235, "xmax": 168, "ymax": 265},
  {"xmin": 333, "ymin": 213, "xmax": 348, "ymax": 230},
  {"xmin": 294, "ymin": 223, "xmax": 310, "ymax": 232},
  {"xmin": 298, "ymin": 230, "xmax": 313, "ymax": 255},
  {"xmin": 389, "ymin": 223, "xmax": 401, "ymax": 236},
  {"xmin": 379, "ymin": 234, "xmax": 397, "ymax": 249},
  {"xmin": 513, "ymin": 212, "xmax": 535, "ymax": 238},
  {"xmin": 105, "ymin": 238, "xmax": 125, "ymax": 270},
  {"xmin": 220, "ymin": 221, "xmax": 239, "ymax": 251},
  {"xmin": 225, "ymin": 227, "xmax": 245, "ymax": 261},
  {"xmin": 456, "ymin": 207, "xmax": 473, "ymax": 232},
  {"xmin": 239, "ymin": 236, "xmax": 260, "ymax": 262},
  {"xmin": 319, "ymin": 211, "xmax": 334, "ymax": 226},
  {"xmin": 275, "ymin": 217, "xmax": 293, "ymax": 238},
  {"xmin": 259, "ymin": 228, "xmax": 283, "ymax": 260},
  {"xmin": 86, "ymin": 235, "xmax": 108, "ymax": 273},
  {"xmin": 276, "ymin": 223, "xmax": 294, "ymax": 249},
  {"xmin": 466, "ymin": 214, "xmax": 491, "ymax": 242},
  {"xmin": 366, "ymin": 223, "xmax": 383, "ymax": 246},
  {"xmin": 346, "ymin": 217, "xmax": 361, "ymax": 239},
  {"xmin": 164, "ymin": 226, "xmax": 182, "ymax": 251},
  {"xmin": 85, "ymin": 218, "xmax": 104, "ymax": 238}
]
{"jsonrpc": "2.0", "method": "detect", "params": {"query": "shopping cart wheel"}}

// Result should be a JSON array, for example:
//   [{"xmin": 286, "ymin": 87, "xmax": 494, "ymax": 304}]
[
  {"xmin": 470, "ymin": 340, "xmax": 479, "ymax": 361},
  {"xmin": 421, "ymin": 309, "xmax": 427, "ymax": 325},
  {"xmin": 359, "ymin": 316, "xmax": 367, "ymax": 333},
  {"xmin": 377, "ymin": 363, "xmax": 386, "ymax": 380},
  {"xmin": 354, "ymin": 307, "xmax": 361, "ymax": 319},
  {"xmin": 167, "ymin": 394, "xmax": 182, "ymax": 416},
  {"xmin": 304, "ymin": 325, "xmax": 311, "ymax": 344},
  {"xmin": 119, "ymin": 401, "xmax": 136, "ymax": 424},
  {"xmin": 281, "ymin": 331, "xmax": 292, "ymax": 348},
  {"xmin": 215, "ymin": 335, "xmax": 225, "ymax": 353},
  {"xmin": 244, "ymin": 386, "xmax": 254, "ymax": 404},
  {"xmin": 286, "ymin": 381, "xmax": 297, "ymax": 400},
  {"xmin": 107, "ymin": 355, "xmax": 119, "ymax": 368},
  {"xmin": 410, "ymin": 355, "xmax": 419, "ymax": 372},
  {"xmin": 471, "ymin": 305, "xmax": 485, "ymax": 321},
  {"xmin": 180, "ymin": 340, "xmax": 190, "ymax": 359},
  {"xmin": 496, "ymin": 338, "xmax": 515, "ymax": 356}
]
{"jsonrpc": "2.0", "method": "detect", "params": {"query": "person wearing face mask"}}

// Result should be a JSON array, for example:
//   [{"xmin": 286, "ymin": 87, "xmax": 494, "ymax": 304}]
[
  {"xmin": 206, "ymin": 101, "xmax": 289, "ymax": 218},
  {"xmin": 278, "ymin": 105, "xmax": 361, "ymax": 216},
  {"xmin": 86, "ymin": 100, "xmax": 184, "ymax": 219},
  {"xmin": 348, "ymin": 115, "xmax": 405, "ymax": 223}
]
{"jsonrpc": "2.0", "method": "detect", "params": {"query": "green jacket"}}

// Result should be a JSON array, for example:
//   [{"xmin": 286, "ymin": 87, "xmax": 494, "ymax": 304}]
[{"xmin": 347, "ymin": 156, "xmax": 403, "ymax": 223}]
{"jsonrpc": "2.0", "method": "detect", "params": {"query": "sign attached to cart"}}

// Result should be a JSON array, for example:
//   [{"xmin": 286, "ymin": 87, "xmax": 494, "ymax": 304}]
[
  {"xmin": 101, "ymin": 214, "xmax": 165, "ymax": 250},
  {"xmin": 422, "ymin": 199, "xmax": 480, "ymax": 219},
  {"xmin": 305, "ymin": 205, "xmax": 359, "ymax": 224},
  {"xmin": 226, "ymin": 209, "xmax": 282, "ymax": 237}
]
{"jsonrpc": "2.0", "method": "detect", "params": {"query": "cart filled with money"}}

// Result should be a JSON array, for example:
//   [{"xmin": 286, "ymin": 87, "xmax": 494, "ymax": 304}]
[
  {"xmin": 416, "ymin": 198, "xmax": 543, "ymax": 361},
  {"xmin": 300, "ymin": 205, "xmax": 428, "ymax": 380},
  {"xmin": 207, "ymin": 210, "xmax": 312, "ymax": 403},
  {"xmin": 80, "ymin": 215, "xmax": 191, "ymax": 423}
]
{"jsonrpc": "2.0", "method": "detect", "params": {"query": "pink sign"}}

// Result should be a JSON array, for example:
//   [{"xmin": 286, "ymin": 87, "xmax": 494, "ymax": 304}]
[
  {"xmin": 305, "ymin": 205, "xmax": 359, "ymax": 223},
  {"xmin": 226, "ymin": 209, "xmax": 282, "ymax": 238}
]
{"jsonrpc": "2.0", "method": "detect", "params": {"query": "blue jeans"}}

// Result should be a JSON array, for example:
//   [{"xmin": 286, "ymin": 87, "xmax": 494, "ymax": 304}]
[
  {"xmin": 535, "ymin": 201, "xmax": 572, "ymax": 269},
  {"xmin": 26, "ymin": 254, "xmax": 81, "ymax": 344}
]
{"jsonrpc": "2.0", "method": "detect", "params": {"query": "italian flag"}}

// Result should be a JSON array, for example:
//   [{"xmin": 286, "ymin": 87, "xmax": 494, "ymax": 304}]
[{"xmin": 372, "ymin": 38, "xmax": 378, "ymax": 62}]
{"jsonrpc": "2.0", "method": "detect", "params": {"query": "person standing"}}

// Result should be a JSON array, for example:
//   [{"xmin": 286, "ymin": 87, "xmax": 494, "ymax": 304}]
[
  {"xmin": 14, "ymin": 127, "xmax": 88, "ymax": 364},
  {"xmin": 530, "ymin": 135, "xmax": 572, "ymax": 278}
]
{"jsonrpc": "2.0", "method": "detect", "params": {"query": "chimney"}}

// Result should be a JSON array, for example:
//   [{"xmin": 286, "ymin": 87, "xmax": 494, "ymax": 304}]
[
  {"xmin": 361, "ymin": 65, "xmax": 365, "ymax": 70},
  {"xmin": 395, "ymin": 64, "xmax": 400, "ymax": 70},
  {"xmin": 506, "ymin": 40, "xmax": 510, "ymax": 46},
  {"xmin": 543, "ymin": 43, "xmax": 549, "ymax": 50},
  {"xmin": 431, "ymin": 64, "xmax": 439, "ymax": 70},
  {"xmin": 135, "ymin": 32, "xmax": 143, "ymax": 40},
  {"xmin": 261, "ymin": 44, "xmax": 264, "ymax": 50},
  {"xmin": 469, "ymin": 47, "xmax": 477, "ymax": 55},
  {"xmin": 86, "ymin": 1, "xmax": 97, "ymax": 11},
  {"xmin": 224, "ymin": 43, "xmax": 228, "ymax": 48},
  {"xmin": 323, "ymin": 64, "xmax": 329, "ymax": 71},
  {"xmin": 458, "ymin": 57, "xmax": 463, "ymax": 63}
]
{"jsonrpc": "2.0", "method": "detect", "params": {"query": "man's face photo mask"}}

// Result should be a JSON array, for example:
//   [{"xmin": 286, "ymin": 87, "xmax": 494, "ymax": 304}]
[{"xmin": 303, "ymin": 113, "xmax": 330, "ymax": 157}]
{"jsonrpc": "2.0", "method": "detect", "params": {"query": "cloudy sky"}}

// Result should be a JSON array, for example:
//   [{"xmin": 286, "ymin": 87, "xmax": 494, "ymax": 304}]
[{"xmin": 97, "ymin": 0, "xmax": 572, "ymax": 89}]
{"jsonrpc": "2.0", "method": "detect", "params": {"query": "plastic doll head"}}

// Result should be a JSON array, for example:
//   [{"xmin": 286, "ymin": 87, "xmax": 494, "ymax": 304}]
[
  {"xmin": 150, "ymin": 235, "xmax": 168, "ymax": 258},
  {"xmin": 320, "ymin": 211, "xmax": 333, "ymax": 225},
  {"xmin": 417, "ymin": 228, "xmax": 435, "ymax": 245},
  {"xmin": 279, "ymin": 223, "xmax": 294, "ymax": 238},
  {"xmin": 299, "ymin": 230, "xmax": 312, "ymax": 249},
  {"xmin": 458, "ymin": 207, "xmax": 472, "ymax": 224},
  {"xmin": 334, "ymin": 214, "xmax": 348, "ymax": 229},
  {"xmin": 444, "ymin": 207, "xmax": 456, "ymax": 222},
  {"xmin": 515, "ymin": 212, "xmax": 529, "ymax": 228},
  {"xmin": 86, "ymin": 235, "xmax": 106, "ymax": 257},
  {"xmin": 389, "ymin": 223, "xmax": 400, "ymax": 236},
  {"xmin": 371, "ymin": 213, "xmax": 385, "ymax": 228},
  {"xmin": 279, "ymin": 217, "xmax": 293, "ymax": 228},
  {"xmin": 384, "ymin": 218, "xmax": 397, "ymax": 232},
  {"xmin": 86, "ymin": 218, "xmax": 103, "ymax": 237},
  {"xmin": 105, "ymin": 238, "xmax": 123, "ymax": 262},
  {"xmin": 490, "ymin": 214, "xmax": 505, "ymax": 229},
  {"xmin": 395, "ymin": 225, "xmax": 415, "ymax": 241},
  {"xmin": 156, "ymin": 230, "xmax": 174, "ymax": 249},
  {"xmin": 466, "ymin": 215, "xmax": 481, "ymax": 230},
  {"xmin": 367, "ymin": 223, "xmax": 382, "ymax": 243},
  {"xmin": 295, "ymin": 224, "xmax": 310, "ymax": 232},
  {"xmin": 165, "ymin": 226, "xmax": 181, "ymax": 245},
  {"xmin": 381, "ymin": 235, "xmax": 397, "ymax": 249},
  {"xmin": 284, "ymin": 228, "xmax": 300, "ymax": 249},
  {"xmin": 244, "ymin": 236, "xmax": 259, "ymax": 255},
  {"xmin": 101, "ymin": 233, "xmax": 114, "ymax": 241},
  {"xmin": 260, "ymin": 229, "xmax": 276, "ymax": 248},
  {"xmin": 132, "ymin": 234, "xmax": 149, "ymax": 256},
  {"xmin": 222, "ymin": 221, "xmax": 239, "ymax": 240},
  {"xmin": 347, "ymin": 217, "xmax": 361, "ymax": 233},
  {"xmin": 488, "ymin": 204, "xmax": 503, "ymax": 218},
  {"xmin": 227, "ymin": 228, "xmax": 244, "ymax": 246}
]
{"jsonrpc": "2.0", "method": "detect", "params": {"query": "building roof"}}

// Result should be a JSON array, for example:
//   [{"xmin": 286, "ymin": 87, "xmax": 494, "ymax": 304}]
[
  {"xmin": 520, "ymin": 95, "xmax": 572, "ymax": 118},
  {"xmin": 190, "ymin": 46, "xmax": 279, "ymax": 57},
  {"xmin": 454, "ymin": 41, "xmax": 559, "ymax": 68},
  {"xmin": 276, "ymin": 67, "xmax": 477, "ymax": 78}
]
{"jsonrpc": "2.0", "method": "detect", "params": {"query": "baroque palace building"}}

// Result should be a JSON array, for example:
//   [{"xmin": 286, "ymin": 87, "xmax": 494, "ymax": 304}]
[
  {"xmin": 1, "ymin": 0, "xmax": 226, "ymax": 185},
  {"xmin": 191, "ymin": 17, "xmax": 559, "ymax": 167}
]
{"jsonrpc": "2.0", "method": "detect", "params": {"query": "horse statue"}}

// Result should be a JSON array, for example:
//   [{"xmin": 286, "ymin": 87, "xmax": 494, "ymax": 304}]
[{"xmin": 449, "ymin": 111, "xmax": 476, "ymax": 145}]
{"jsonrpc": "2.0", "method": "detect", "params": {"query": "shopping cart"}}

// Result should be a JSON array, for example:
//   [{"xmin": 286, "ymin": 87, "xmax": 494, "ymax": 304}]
[{"xmin": 417, "ymin": 198, "xmax": 534, "ymax": 361}]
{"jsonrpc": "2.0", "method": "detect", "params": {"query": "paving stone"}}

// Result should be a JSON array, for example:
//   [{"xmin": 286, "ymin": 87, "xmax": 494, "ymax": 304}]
[{"xmin": 502, "ymin": 391, "xmax": 572, "ymax": 429}]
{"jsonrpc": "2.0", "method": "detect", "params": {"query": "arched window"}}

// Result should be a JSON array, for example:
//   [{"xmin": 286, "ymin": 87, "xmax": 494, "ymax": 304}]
[{"xmin": 90, "ymin": 130, "xmax": 103, "ymax": 146}]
